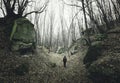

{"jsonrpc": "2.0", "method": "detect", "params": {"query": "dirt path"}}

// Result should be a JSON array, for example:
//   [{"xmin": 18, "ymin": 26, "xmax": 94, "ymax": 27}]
[
  {"xmin": 41, "ymin": 48, "xmax": 92, "ymax": 83},
  {"xmin": 0, "ymin": 45, "xmax": 92, "ymax": 83},
  {"xmin": 48, "ymin": 52, "xmax": 82, "ymax": 68}
]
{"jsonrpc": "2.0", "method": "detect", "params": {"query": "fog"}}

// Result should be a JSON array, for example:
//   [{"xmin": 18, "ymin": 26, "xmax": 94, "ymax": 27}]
[
  {"xmin": 0, "ymin": 0, "xmax": 116, "ymax": 48},
  {"xmin": 25, "ymin": 0, "xmax": 85, "ymax": 47}
]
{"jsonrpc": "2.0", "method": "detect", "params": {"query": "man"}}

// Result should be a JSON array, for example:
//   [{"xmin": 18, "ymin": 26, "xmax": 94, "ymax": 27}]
[{"xmin": 63, "ymin": 56, "xmax": 67, "ymax": 68}]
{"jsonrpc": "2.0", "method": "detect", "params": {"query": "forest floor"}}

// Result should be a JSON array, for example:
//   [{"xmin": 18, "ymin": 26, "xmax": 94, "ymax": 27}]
[
  {"xmin": 27, "ymin": 46, "xmax": 93, "ymax": 83},
  {"xmin": 0, "ymin": 45, "xmax": 92, "ymax": 83}
]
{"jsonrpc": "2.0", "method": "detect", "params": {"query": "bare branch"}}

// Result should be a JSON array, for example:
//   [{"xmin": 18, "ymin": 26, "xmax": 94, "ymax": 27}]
[
  {"xmin": 62, "ymin": 0, "xmax": 94, "ymax": 9},
  {"xmin": 62, "ymin": 0, "xmax": 82, "ymax": 8},
  {"xmin": 23, "ymin": 0, "xmax": 49, "ymax": 17},
  {"xmin": 0, "ymin": 0, "xmax": 5, "ymax": 16},
  {"xmin": 0, "ymin": 7, "xmax": 6, "ymax": 16},
  {"xmin": 12, "ymin": 0, "xmax": 16, "ymax": 10}
]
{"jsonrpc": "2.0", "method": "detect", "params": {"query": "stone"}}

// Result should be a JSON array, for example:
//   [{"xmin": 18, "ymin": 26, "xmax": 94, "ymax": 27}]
[
  {"xmin": 88, "ymin": 56, "xmax": 120, "ymax": 83},
  {"xmin": 10, "ymin": 18, "xmax": 36, "ymax": 52}
]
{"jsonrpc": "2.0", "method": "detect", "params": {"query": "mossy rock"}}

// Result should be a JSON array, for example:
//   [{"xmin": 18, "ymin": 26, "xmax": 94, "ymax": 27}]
[
  {"xmin": 91, "ymin": 41, "xmax": 103, "ymax": 48},
  {"xmin": 11, "ymin": 41, "xmax": 33, "ymax": 51},
  {"xmin": 83, "ymin": 45, "xmax": 102, "ymax": 68},
  {"xmin": 10, "ymin": 18, "xmax": 36, "ymax": 51},
  {"xmin": 88, "ymin": 56, "xmax": 120, "ymax": 83}
]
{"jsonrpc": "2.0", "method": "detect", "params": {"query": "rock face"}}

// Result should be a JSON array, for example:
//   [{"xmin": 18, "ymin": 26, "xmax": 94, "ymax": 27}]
[
  {"xmin": 88, "ymin": 55, "xmax": 120, "ymax": 83},
  {"xmin": 83, "ymin": 45, "xmax": 102, "ymax": 68},
  {"xmin": 10, "ymin": 18, "xmax": 36, "ymax": 52},
  {"xmin": 84, "ymin": 28, "xmax": 120, "ymax": 83}
]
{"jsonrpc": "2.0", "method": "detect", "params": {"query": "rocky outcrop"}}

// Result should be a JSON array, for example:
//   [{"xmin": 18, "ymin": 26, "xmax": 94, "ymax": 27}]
[
  {"xmin": 10, "ymin": 18, "xmax": 36, "ymax": 52},
  {"xmin": 88, "ymin": 55, "xmax": 120, "ymax": 83},
  {"xmin": 84, "ymin": 28, "xmax": 120, "ymax": 83},
  {"xmin": 83, "ymin": 45, "xmax": 102, "ymax": 68}
]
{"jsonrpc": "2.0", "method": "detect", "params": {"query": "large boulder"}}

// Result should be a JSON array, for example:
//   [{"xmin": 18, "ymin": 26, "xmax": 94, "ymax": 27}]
[
  {"xmin": 88, "ymin": 55, "xmax": 120, "ymax": 83},
  {"xmin": 10, "ymin": 18, "xmax": 36, "ymax": 52},
  {"xmin": 83, "ymin": 44, "xmax": 102, "ymax": 68}
]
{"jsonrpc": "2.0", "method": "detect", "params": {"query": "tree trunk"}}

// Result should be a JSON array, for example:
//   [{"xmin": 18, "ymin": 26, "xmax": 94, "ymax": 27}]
[{"xmin": 81, "ymin": 0, "xmax": 91, "ymax": 46}]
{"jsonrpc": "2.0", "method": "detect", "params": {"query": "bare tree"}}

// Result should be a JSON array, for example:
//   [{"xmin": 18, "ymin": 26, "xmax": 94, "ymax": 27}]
[
  {"xmin": 0, "ymin": 0, "xmax": 49, "ymax": 19},
  {"xmin": 48, "ymin": 10, "xmax": 55, "ymax": 52},
  {"xmin": 81, "ymin": 0, "xmax": 91, "ymax": 45}
]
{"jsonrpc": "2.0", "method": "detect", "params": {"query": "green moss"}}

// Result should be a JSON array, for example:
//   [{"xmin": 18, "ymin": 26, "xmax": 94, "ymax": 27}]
[
  {"xmin": 10, "ymin": 18, "xmax": 36, "ymax": 51},
  {"xmin": 10, "ymin": 21, "xmax": 17, "ymax": 40},
  {"xmin": 10, "ymin": 18, "xmax": 35, "ymax": 42},
  {"xmin": 91, "ymin": 41, "xmax": 103, "ymax": 48},
  {"xmin": 95, "ymin": 34, "xmax": 107, "ymax": 41},
  {"xmin": 12, "ymin": 19, "xmax": 35, "ymax": 42}
]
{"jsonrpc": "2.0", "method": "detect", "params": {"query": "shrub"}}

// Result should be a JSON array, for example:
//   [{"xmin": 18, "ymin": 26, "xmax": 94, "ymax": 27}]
[
  {"xmin": 58, "ymin": 48, "xmax": 66, "ymax": 54},
  {"xmin": 95, "ymin": 34, "xmax": 107, "ymax": 41}
]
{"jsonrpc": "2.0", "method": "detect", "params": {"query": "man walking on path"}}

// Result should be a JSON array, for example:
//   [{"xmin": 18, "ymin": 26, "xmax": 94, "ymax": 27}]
[{"xmin": 63, "ymin": 56, "xmax": 67, "ymax": 68}]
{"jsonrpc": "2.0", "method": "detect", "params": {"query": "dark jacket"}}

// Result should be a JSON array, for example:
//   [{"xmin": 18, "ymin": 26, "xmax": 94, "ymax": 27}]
[{"xmin": 63, "ymin": 56, "xmax": 67, "ymax": 62}]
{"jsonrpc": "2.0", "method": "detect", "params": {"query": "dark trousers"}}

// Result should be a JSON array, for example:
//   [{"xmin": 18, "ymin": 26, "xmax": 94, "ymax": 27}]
[{"xmin": 63, "ymin": 61, "xmax": 66, "ymax": 67}]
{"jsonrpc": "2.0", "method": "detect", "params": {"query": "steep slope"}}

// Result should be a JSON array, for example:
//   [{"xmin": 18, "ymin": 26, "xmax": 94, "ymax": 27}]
[{"xmin": 84, "ymin": 27, "xmax": 120, "ymax": 83}]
